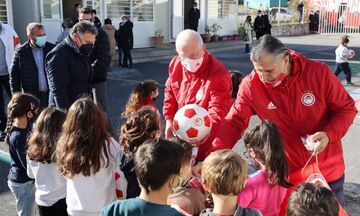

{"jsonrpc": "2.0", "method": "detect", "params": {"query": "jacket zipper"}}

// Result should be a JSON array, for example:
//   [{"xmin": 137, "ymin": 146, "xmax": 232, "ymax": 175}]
[{"xmin": 285, "ymin": 82, "xmax": 308, "ymax": 166}]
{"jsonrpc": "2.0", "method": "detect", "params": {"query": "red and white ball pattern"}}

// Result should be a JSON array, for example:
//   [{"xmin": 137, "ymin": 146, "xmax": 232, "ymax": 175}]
[
  {"xmin": 347, "ymin": 49, "xmax": 355, "ymax": 59},
  {"xmin": 173, "ymin": 104, "xmax": 212, "ymax": 145}
]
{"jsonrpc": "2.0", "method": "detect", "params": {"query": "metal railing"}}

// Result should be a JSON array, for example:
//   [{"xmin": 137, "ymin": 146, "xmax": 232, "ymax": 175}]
[{"xmin": 319, "ymin": 2, "xmax": 360, "ymax": 34}]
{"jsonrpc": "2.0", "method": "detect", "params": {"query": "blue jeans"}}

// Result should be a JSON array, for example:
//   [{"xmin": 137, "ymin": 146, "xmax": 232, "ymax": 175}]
[{"xmin": 8, "ymin": 180, "xmax": 35, "ymax": 216}]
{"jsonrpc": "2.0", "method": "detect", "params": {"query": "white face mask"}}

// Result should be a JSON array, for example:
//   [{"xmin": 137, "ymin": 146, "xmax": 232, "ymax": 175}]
[{"xmin": 181, "ymin": 57, "xmax": 204, "ymax": 73}]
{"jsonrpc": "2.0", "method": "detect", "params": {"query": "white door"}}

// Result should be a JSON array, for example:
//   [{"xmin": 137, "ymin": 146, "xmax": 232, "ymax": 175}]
[
  {"xmin": 171, "ymin": 0, "xmax": 184, "ymax": 39},
  {"xmin": 40, "ymin": 0, "xmax": 63, "ymax": 44}
]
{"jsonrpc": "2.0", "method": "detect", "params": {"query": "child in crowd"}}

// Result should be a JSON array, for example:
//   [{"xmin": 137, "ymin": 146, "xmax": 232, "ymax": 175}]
[
  {"xmin": 119, "ymin": 107, "xmax": 161, "ymax": 198},
  {"xmin": 6, "ymin": 93, "xmax": 40, "ymax": 216},
  {"xmin": 238, "ymin": 120, "xmax": 292, "ymax": 216},
  {"xmin": 122, "ymin": 80, "xmax": 160, "ymax": 119},
  {"xmin": 201, "ymin": 149, "xmax": 261, "ymax": 216},
  {"xmin": 168, "ymin": 137, "xmax": 205, "ymax": 216},
  {"xmin": 334, "ymin": 35, "xmax": 355, "ymax": 86},
  {"xmin": 229, "ymin": 70, "xmax": 244, "ymax": 99},
  {"xmin": 27, "ymin": 108, "xmax": 67, "ymax": 216},
  {"xmin": 286, "ymin": 183, "xmax": 339, "ymax": 216},
  {"xmin": 101, "ymin": 138, "xmax": 187, "ymax": 216},
  {"xmin": 56, "ymin": 98, "xmax": 124, "ymax": 216}
]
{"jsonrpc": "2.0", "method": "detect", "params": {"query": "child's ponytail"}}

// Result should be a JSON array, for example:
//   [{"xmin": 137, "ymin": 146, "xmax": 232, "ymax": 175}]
[
  {"xmin": 244, "ymin": 120, "xmax": 292, "ymax": 188},
  {"xmin": 4, "ymin": 93, "xmax": 40, "ymax": 145},
  {"xmin": 122, "ymin": 80, "xmax": 159, "ymax": 119}
]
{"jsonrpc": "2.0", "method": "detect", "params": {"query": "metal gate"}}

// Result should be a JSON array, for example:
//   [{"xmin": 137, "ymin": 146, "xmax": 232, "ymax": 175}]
[{"xmin": 319, "ymin": 0, "xmax": 360, "ymax": 34}]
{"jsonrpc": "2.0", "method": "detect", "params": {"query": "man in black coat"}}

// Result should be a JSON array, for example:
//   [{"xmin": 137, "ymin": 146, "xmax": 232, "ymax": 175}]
[
  {"xmin": 79, "ymin": 7, "xmax": 110, "ymax": 111},
  {"xmin": 46, "ymin": 21, "xmax": 97, "ymax": 109},
  {"xmin": 262, "ymin": 11, "xmax": 272, "ymax": 35},
  {"xmin": 10, "ymin": 23, "xmax": 55, "ymax": 108},
  {"xmin": 188, "ymin": 2, "xmax": 200, "ymax": 31},
  {"xmin": 254, "ymin": 10, "xmax": 264, "ymax": 40},
  {"xmin": 297, "ymin": 1, "xmax": 304, "ymax": 22},
  {"xmin": 92, "ymin": 9, "xmax": 102, "ymax": 29},
  {"xmin": 117, "ymin": 15, "xmax": 133, "ymax": 68}
]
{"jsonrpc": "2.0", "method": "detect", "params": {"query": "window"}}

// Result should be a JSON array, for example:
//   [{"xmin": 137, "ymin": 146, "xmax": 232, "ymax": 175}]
[
  {"xmin": 132, "ymin": 0, "xmax": 153, "ymax": 21},
  {"xmin": 218, "ymin": 0, "xmax": 237, "ymax": 18},
  {"xmin": 0, "ymin": 0, "xmax": 7, "ymax": 23},
  {"xmin": 106, "ymin": 0, "xmax": 131, "ymax": 20},
  {"xmin": 43, "ymin": 0, "xmax": 61, "ymax": 19},
  {"xmin": 85, "ymin": 0, "xmax": 102, "ymax": 20},
  {"xmin": 106, "ymin": 0, "xmax": 153, "ymax": 22},
  {"xmin": 208, "ymin": 0, "xmax": 237, "ymax": 19}
]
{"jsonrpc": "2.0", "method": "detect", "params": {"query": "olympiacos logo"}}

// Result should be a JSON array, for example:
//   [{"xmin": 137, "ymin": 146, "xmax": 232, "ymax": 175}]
[{"xmin": 301, "ymin": 92, "xmax": 316, "ymax": 106}]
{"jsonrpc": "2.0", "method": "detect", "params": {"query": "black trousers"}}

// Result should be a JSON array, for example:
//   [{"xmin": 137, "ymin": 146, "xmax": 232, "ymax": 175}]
[
  {"xmin": 0, "ymin": 75, "xmax": 11, "ymax": 133},
  {"xmin": 38, "ymin": 198, "xmax": 67, "ymax": 216},
  {"xmin": 335, "ymin": 62, "xmax": 352, "ymax": 83},
  {"xmin": 121, "ymin": 48, "xmax": 133, "ymax": 67}
]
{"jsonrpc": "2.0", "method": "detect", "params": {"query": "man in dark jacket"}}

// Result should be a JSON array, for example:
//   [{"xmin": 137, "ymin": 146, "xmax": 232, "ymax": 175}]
[
  {"xmin": 10, "ymin": 22, "xmax": 55, "ymax": 108},
  {"xmin": 117, "ymin": 15, "xmax": 133, "ymax": 68},
  {"xmin": 79, "ymin": 7, "xmax": 110, "ymax": 111},
  {"xmin": 262, "ymin": 11, "xmax": 272, "ymax": 35},
  {"xmin": 92, "ymin": 9, "xmax": 102, "ymax": 29},
  {"xmin": 188, "ymin": 2, "xmax": 200, "ymax": 31},
  {"xmin": 46, "ymin": 21, "xmax": 97, "ymax": 109},
  {"xmin": 254, "ymin": 10, "xmax": 264, "ymax": 40},
  {"xmin": 297, "ymin": 1, "xmax": 304, "ymax": 22}
]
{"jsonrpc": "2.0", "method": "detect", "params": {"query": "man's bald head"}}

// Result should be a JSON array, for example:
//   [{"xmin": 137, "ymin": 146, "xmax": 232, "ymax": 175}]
[{"xmin": 175, "ymin": 29, "xmax": 204, "ymax": 59}]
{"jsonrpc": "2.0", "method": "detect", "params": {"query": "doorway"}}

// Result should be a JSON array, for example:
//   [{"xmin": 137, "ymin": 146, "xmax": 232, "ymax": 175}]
[
  {"xmin": 184, "ymin": 0, "xmax": 197, "ymax": 29},
  {"xmin": 63, "ymin": 0, "xmax": 80, "ymax": 21}
]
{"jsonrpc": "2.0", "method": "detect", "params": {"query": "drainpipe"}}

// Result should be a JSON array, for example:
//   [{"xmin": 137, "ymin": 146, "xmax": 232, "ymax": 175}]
[{"xmin": 205, "ymin": 0, "xmax": 208, "ymax": 30}]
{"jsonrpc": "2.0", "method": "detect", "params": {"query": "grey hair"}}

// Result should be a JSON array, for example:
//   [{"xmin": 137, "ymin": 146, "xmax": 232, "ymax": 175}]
[
  {"xmin": 70, "ymin": 21, "xmax": 98, "ymax": 36},
  {"xmin": 250, "ymin": 35, "xmax": 289, "ymax": 62},
  {"xmin": 26, "ymin": 22, "xmax": 44, "ymax": 35}
]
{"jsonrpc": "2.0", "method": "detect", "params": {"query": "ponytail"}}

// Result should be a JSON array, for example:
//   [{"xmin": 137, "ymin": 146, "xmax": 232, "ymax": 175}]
[
  {"xmin": 121, "ymin": 80, "xmax": 159, "ymax": 119},
  {"xmin": 4, "ymin": 114, "xmax": 14, "ymax": 145},
  {"xmin": 243, "ymin": 120, "xmax": 292, "ymax": 188},
  {"xmin": 119, "ymin": 107, "xmax": 160, "ymax": 156},
  {"xmin": 4, "ymin": 93, "xmax": 40, "ymax": 145}
]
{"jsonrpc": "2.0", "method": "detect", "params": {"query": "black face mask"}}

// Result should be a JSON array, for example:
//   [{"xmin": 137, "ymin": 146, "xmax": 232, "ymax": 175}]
[
  {"xmin": 79, "ymin": 43, "xmax": 93, "ymax": 56},
  {"xmin": 77, "ymin": 34, "xmax": 94, "ymax": 56},
  {"xmin": 152, "ymin": 96, "xmax": 158, "ymax": 102}
]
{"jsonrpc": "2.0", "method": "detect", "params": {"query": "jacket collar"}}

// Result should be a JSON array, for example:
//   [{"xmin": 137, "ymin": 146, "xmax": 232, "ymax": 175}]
[{"xmin": 65, "ymin": 35, "xmax": 81, "ymax": 55}]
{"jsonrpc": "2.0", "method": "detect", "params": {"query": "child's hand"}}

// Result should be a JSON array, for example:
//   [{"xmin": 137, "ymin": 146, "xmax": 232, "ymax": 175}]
[{"xmin": 191, "ymin": 161, "xmax": 203, "ymax": 177}]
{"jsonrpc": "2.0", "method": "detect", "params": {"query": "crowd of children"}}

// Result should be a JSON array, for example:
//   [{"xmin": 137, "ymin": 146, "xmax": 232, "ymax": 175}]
[{"xmin": 5, "ymin": 78, "xmax": 345, "ymax": 216}]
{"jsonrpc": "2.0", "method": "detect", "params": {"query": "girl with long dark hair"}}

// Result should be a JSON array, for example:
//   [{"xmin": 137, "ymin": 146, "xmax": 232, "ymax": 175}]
[{"xmin": 237, "ymin": 120, "xmax": 292, "ymax": 216}]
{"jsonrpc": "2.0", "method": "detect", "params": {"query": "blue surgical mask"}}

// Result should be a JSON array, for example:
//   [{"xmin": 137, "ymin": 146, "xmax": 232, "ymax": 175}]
[{"xmin": 35, "ymin": 36, "xmax": 47, "ymax": 47}]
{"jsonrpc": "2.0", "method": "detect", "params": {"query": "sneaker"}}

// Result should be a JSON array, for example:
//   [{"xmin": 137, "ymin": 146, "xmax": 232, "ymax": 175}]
[{"xmin": 346, "ymin": 82, "xmax": 355, "ymax": 86}]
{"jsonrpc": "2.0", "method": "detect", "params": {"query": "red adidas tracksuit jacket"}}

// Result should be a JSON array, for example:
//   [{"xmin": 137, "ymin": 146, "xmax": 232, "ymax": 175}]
[
  {"xmin": 163, "ymin": 51, "xmax": 233, "ymax": 160},
  {"xmin": 212, "ymin": 50, "xmax": 357, "ymax": 182}
]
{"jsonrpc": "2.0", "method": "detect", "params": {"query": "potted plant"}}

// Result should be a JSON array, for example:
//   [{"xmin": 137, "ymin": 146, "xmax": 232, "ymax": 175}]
[
  {"xmin": 152, "ymin": 29, "xmax": 164, "ymax": 48},
  {"xmin": 210, "ymin": 23, "xmax": 222, "ymax": 42},
  {"xmin": 200, "ymin": 25, "xmax": 211, "ymax": 43}
]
